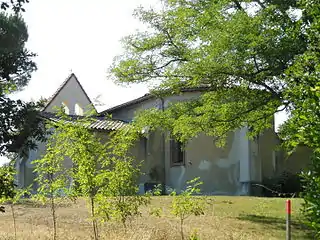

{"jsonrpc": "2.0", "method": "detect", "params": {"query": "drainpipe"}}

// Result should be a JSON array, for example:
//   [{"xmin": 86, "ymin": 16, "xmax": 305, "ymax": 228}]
[{"xmin": 160, "ymin": 97, "xmax": 166, "ymax": 194}]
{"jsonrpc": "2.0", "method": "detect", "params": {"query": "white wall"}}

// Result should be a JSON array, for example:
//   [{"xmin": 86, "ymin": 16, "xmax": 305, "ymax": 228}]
[{"xmin": 45, "ymin": 74, "xmax": 93, "ymax": 115}]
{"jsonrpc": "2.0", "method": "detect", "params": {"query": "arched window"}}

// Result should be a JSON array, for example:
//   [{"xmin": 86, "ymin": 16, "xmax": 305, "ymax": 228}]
[
  {"xmin": 62, "ymin": 102, "xmax": 70, "ymax": 114},
  {"xmin": 75, "ymin": 103, "xmax": 83, "ymax": 116}
]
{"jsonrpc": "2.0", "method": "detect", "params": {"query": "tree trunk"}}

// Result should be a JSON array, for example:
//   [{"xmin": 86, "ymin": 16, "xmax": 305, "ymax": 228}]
[
  {"xmin": 180, "ymin": 218, "xmax": 184, "ymax": 240},
  {"xmin": 10, "ymin": 204, "xmax": 17, "ymax": 240},
  {"xmin": 50, "ymin": 195, "xmax": 57, "ymax": 240},
  {"xmin": 90, "ymin": 197, "xmax": 99, "ymax": 240}
]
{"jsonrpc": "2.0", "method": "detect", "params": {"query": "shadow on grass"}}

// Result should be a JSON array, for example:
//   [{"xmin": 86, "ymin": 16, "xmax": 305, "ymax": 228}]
[{"xmin": 237, "ymin": 214, "xmax": 314, "ymax": 239}]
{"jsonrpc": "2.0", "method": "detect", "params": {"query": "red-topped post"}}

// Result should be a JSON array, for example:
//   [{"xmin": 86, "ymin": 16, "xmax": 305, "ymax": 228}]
[{"xmin": 286, "ymin": 199, "xmax": 291, "ymax": 240}]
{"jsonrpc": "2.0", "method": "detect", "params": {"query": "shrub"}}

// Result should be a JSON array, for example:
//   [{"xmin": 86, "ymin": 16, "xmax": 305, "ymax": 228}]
[{"xmin": 300, "ymin": 153, "xmax": 320, "ymax": 237}]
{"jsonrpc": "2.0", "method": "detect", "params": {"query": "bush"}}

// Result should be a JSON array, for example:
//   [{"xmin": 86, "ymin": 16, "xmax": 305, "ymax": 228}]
[{"xmin": 300, "ymin": 153, "xmax": 320, "ymax": 237}]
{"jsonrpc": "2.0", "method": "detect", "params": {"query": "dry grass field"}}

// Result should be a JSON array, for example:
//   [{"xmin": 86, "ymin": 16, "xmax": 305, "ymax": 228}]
[{"xmin": 0, "ymin": 196, "xmax": 313, "ymax": 240}]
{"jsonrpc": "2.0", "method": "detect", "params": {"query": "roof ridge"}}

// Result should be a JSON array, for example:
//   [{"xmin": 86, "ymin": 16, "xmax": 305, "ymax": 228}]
[{"xmin": 99, "ymin": 86, "xmax": 211, "ymax": 115}]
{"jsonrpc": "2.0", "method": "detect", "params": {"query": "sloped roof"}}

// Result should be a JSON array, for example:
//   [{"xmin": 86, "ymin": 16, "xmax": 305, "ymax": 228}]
[
  {"xmin": 43, "ymin": 73, "xmax": 96, "ymax": 112},
  {"xmin": 40, "ymin": 112, "xmax": 127, "ymax": 131},
  {"xmin": 100, "ymin": 86, "xmax": 210, "ymax": 115}
]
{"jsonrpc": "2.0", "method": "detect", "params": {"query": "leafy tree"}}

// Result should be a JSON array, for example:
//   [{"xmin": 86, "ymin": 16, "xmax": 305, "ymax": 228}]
[
  {"xmin": 0, "ymin": 7, "xmax": 46, "ymax": 157},
  {"xmin": 170, "ymin": 178, "xmax": 206, "ymax": 240},
  {"xmin": 33, "ymin": 110, "xmax": 148, "ymax": 238},
  {"xmin": 150, "ymin": 177, "xmax": 207, "ymax": 240},
  {"xmin": 32, "ymin": 116, "xmax": 72, "ymax": 240},
  {"xmin": 109, "ymin": 0, "xmax": 307, "ymax": 143},
  {"xmin": 109, "ymin": 0, "xmax": 320, "ymax": 234},
  {"xmin": 0, "ymin": 164, "xmax": 15, "ymax": 213},
  {"xmin": 0, "ymin": 0, "xmax": 30, "ymax": 12},
  {"xmin": 48, "ymin": 112, "xmax": 108, "ymax": 240},
  {"xmin": 0, "ymin": 164, "xmax": 30, "ymax": 240},
  {"xmin": 96, "ymin": 156, "xmax": 149, "ymax": 230},
  {"xmin": 277, "ymin": 0, "xmax": 320, "ymax": 236}
]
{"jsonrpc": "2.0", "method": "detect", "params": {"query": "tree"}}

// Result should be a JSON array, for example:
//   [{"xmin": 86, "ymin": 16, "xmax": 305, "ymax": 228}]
[
  {"xmin": 110, "ymin": 0, "xmax": 320, "ymax": 235},
  {"xmin": 33, "ymin": 110, "xmax": 150, "ymax": 238},
  {"xmin": 109, "ymin": 0, "xmax": 306, "ymax": 143},
  {"xmin": 277, "ymin": 0, "xmax": 320, "ymax": 236},
  {"xmin": 0, "ymin": 0, "xmax": 30, "ymax": 13},
  {"xmin": 0, "ymin": 164, "xmax": 15, "ymax": 213},
  {"xmin": 0, "ymin": 7, "xmax": 46, "ymax": 157},
  {"xmin": 150, "ymin": 178, "xmax": 208, "ymax": 240},
  {"xmin": 0, "ymin": 164, "xmax": 30, "ymax": 240},
  {"xmin": 33, "ymin": 145, "xmax": 70, "ymax": 240},
  {"xmin": 96, "ymin": 156, "xmax": 149, "ymax": 230},
  {"xmin": 53, "ymin": 112, "xmax": 108, "ymax": 240}
]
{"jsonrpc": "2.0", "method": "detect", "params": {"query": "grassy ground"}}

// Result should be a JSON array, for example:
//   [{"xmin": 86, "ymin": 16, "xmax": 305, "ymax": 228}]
[{"xmin": 0, "ymin": 196, "xmax": 313, "ymax": 240}]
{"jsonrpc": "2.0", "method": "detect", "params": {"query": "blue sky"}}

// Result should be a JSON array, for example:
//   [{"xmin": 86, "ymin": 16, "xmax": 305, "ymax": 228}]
[{"xmin": 1, "ymin": 0, "xmax": 288, "ymax": 165}]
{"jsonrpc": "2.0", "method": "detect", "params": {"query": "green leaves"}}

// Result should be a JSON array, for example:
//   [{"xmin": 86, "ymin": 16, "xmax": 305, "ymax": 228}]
[
  {"xmin": 108, "ymin": 0, "xmax": 310, "ymax": 145},
  {"xmin": 149, "ymin": 177, "xmax": 208, "ymax": 240},
  {"xmin": 0, "ymin": 165, "xmax": 15, "ymax": 201},
  {"xmin": 170, "ymin": 177, "xmax": 206, "ymax": 219},
  {"xmin": 0, "ymin": 164, "xmax": 30, "ymax": 214},
  {"xmin": 96, "ymin": 157, "xmax": 149, "ymax": 227},
  {"xmin": 300, "ymin": 153, "xmax": 320, "ymax": 237},
  {"xmin": 0, "ymin": 12, "xmax": 44, "ymax": 157}
]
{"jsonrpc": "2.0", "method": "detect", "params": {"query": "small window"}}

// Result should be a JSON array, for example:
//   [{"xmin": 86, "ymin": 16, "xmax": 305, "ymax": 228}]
[
  {"xmin": 170, "ymin": 139, "xmax": 185, "ymax": 166},
  {"xmin": 62, "ymin": 102, "xmax": 70, "ymax": 114},
  {"xmin": 140, "ymin": 137, "xmax": 148, "ymax": 160},
  {"xmin": 75, "ymin": 103, "xmax": 83, "ymax": 116}
]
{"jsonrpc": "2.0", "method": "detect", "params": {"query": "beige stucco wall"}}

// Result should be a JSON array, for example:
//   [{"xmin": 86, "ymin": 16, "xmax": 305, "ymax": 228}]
[
  {"xmin": 109, "ymin": 92, "xmax": 255, "ymax": 195},
  {"xmin": 44, "ymin": 75, "xmax": 93, "ymax": 115},
  {"xmin": 17, "ymin": 75, "xmax": 93, "ymax": 190},
  {"xmin": 163, "ymin": 132, "xmax": 244, "ymax": 194},
  {"xmin": 110, "ymin": 92, "xmax": 202, "ymax": 121},
  {"xmin": 19, "ymin": 86, "xmax": 281, "ymax": 196}
]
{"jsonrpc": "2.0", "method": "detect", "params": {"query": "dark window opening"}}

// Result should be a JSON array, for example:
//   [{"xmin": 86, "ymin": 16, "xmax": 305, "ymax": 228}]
[{"xmin": 170, "ymin": 139, "xmax": 185, "ymax": 166}]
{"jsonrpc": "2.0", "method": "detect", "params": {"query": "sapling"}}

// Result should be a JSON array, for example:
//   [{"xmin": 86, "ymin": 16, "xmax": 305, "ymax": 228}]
[
  {"xmin": 33, "ymin": 111, "xmax": 73, "ymax": 240},
  {"xmin": 0, "ymin": 164, "xmax": 30, "ymax": 240},
  {"xmin": 150, "ymin": 177, "xmax": 207, "ymax": 240},
  {"xmin": 96, "ymin": 157, "xmax": 150, "ymax": 230},
  {"xmin": 33, "ymin": 148, "xmax": 70, "ymax": 240},
  {"xmin": 37, "ymin": 108, "xmax": 107, "ymax": 240}
]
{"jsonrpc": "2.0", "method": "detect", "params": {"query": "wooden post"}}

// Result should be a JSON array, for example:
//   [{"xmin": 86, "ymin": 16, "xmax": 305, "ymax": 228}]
[{"xmin": 286, "ymin": 199, "xmax": 291, "ymax": 240}]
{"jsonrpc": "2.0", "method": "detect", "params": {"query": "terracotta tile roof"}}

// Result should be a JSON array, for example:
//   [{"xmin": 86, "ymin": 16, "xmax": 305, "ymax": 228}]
[{"xmin": 40, "ymin": 112, "xmax": 127, "ymax": 131}]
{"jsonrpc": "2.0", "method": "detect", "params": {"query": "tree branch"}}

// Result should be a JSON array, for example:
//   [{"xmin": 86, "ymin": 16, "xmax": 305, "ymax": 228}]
[
  {"xmin": 254, "ymin": 0, "xmax": 266, "ymax": 9},
  {"xmin": 233, "ymin": 1, "xmax": 243, "ymax": 10}
]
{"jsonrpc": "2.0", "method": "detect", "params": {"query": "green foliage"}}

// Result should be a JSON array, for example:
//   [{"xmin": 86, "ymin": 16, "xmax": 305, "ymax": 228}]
[
  {"xmin": 275, "ymin": 0, "xmax": 320, "ymax": 235},
  {"xmin": 0, "ymin": 12, "xmax": 45, "ymax": 156},
  {"xmin": 96, "ymin": 157, "xmax": 150, "ymax": 228},
  {"xmin": 0, "ymin": 164, "xmax": 30, "ymax": 240},
  {"xmin": 33, "ymin": 109, "xmax": 104, "ymax": 240},
  {"xmin": 109, "ymin": 0, "xmax": 308, "ymax": 144},
  {"xmin": 33, "ymin": 109, "xmax": 150, "ymax": 238},
  {"xmin": 0, "ymin": 164, "xmax": 30, "ymax": 204},
  {"xmin": 109, "ymin": 0, "xmax": 320, "ymax": 234},
  {"xmin": 300, "ymin": 153, "xmax": 320, "ymax": 237},
  {"xmin": 33, "ymin": 143, "xmax": 71, "ymax": 204},
  {"xmin": 0, "ymin": 164, "xmax": 15, "ymax": 202},
  {"xmin": 0, "ymin": 0, "xmax": 30, "ymax": 12},
  {"xmin": 32, "ymin": 112, "xmax": 75, "ymax": 240},
  {"xmin": 189, "ymin": 229, "xmax": 200, "ymax": 240},
  {"xmin": 150, "ymin": 178, "xmax": 207, "ymax": 240},
  {"xmin": 170, "ymin": 178, "xmax": 206, "ymax": 228},
  {"xmin": 33, "ymin": 149, "xmax": 68, "ymax": 240}
]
